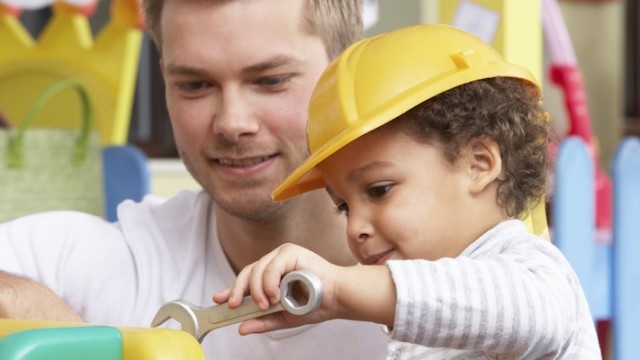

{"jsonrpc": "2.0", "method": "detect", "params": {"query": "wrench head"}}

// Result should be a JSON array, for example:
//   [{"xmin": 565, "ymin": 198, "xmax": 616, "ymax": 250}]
[
  {"xmin": 150, "ymin": 300, "xmax": 201, "ymax": 341},
  {"xmin": 280, "ymin": 270, "xmax": 323, "ymax": 315}
]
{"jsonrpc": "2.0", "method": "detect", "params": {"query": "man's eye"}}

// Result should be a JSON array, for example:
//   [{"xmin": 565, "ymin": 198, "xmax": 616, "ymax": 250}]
[
  {"xmin": 368, "ymin": 184, "xmax": 392, "ymax": 198},
  {"xmin": 255, "ymin": 76, "xmax": 291, "ymax": 89},
  {"xmin": 177, "ymin": 81, "xmax": 209, "ymax": 92}
]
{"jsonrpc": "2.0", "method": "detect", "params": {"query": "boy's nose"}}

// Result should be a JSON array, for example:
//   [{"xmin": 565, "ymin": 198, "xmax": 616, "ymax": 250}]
[
  {"xmin": 213, "ymin": 91, "xmax": 259, "ymax": 141},
  {"xmin": 346, "ymin": 212, "xmax": 375, "ymax": 244}
]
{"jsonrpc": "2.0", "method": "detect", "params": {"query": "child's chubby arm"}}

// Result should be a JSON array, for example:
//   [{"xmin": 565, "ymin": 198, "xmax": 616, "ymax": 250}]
[{"xmin": 212, "ymin": 243, "xmax": 396, "ymax": 335}]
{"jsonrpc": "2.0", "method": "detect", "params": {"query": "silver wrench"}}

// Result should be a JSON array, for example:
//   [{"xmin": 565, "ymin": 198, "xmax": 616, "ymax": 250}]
[{"xmin": 150, "ymin": 270, "xmax": 323, "ymax": 343}]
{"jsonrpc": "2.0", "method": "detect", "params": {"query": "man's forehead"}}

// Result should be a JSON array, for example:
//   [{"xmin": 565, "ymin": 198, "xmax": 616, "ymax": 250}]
[{"xmin": 159, "ymin": 0, "xmax": 324, "ymax": 67}]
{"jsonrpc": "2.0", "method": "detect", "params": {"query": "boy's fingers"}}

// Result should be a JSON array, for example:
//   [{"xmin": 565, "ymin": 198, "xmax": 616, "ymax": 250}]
[
  {"xmin": 248, "ymin": 263, "xmax": 271, "ymax": 310},
  {"xmin": 238, "ymin": 314, "xmax": 286, "ymax": 335},
  {"xmin": 261, "ymin": 244, "xmax": 320, "ymax": 305},
  {"xmin": 228, "ymin": 265, "xmax": 253, "ymax": 306},
  {"xmin": 212, "ymin": 288, "xmax": 231, "ymax": 305},
  {"xmin": 262, "ymin": 260, "xmax": 291, "ymax": 305}
]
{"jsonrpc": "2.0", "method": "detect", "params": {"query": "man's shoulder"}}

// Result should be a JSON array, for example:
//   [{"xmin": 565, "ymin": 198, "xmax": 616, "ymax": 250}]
[
  {"xmin": 118, "ymin": 189, "xmax": 210, "ymax": 220},
  {"xmin": 117, "ymin": 189, "xmax": 213, "ymax": 243}
]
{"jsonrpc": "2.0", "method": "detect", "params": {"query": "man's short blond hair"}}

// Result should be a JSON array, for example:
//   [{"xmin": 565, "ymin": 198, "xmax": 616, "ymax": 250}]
[{"xmin": 141, "ymin": 0, "xmax": 363, "ymax": 60}]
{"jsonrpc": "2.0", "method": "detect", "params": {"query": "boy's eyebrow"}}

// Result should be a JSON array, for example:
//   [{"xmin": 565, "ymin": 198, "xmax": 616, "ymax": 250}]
[
  {"xmin": 347, "ymin": 161, "xmax": 392, "ymax": 182},
  {"xmin": 323, "ymin": 161, "xmax": 391, "ymax": 198},
  {"xmin": 325, "ymin": 187, "xmax": 336, "ymax": 197},
  {"xmin": 164, "ymin": 55, "xmax": 303, "ymax": 76}
]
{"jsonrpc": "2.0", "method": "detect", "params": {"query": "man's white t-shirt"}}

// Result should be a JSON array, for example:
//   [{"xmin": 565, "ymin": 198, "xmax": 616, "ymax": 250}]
[{"xmin": 0, "ymin": 190, "xmax": 388, "ymax": 359}]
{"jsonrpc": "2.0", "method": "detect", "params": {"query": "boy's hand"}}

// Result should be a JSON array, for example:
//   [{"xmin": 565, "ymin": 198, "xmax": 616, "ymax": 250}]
[{"xmin": 212, "ymin": 243, "xmax": 340, "ymax": 335}]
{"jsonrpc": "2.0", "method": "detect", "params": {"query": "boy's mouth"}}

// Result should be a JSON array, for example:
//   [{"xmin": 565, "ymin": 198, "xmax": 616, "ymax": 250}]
[{"xmin": 364, "ymin": 249, "xmax": 394, "ymax": 265}]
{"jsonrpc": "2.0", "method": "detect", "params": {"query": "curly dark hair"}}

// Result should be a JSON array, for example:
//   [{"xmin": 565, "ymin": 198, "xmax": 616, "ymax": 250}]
[{"xmin": 389, "ymin": 77, "xmax": 550, "ymax": 217}]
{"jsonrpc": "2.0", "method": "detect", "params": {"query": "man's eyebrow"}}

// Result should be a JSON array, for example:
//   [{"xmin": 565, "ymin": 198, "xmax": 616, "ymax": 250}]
[
  {"xmin": 164, "ymin": 64, "xmax": 208, "ymax": 76},
  {"xmin": 164, "ymin": 55, "xmax": 302, "ymax": 77},
  {"xmin": 242, "ymin": 55, "xmax": 303, "ymax": 74},
  {"xmin": 347, "ymin": 161, "xmax": 393, "ymax": 182}
]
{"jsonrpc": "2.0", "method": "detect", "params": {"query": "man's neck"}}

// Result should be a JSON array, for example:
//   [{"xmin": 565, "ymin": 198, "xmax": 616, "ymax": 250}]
[{"xmin": 214, "ymin": 192, "xmax": 355, "ymax": 274}]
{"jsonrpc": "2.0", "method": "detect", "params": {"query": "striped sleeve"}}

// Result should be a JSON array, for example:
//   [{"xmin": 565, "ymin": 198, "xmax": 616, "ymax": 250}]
[{"xmin": 385, "ymin": 220, "xmax": 601, "ymax": 358}]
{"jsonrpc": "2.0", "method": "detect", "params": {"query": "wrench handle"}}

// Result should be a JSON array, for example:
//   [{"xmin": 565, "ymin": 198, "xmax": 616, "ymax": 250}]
[
  {"xmin": 198, "ymin": 270, "xmax": 323, "ymax": 338},
  {"xmin": 204, "ymin": 297, "xmax": 285, "ymax": 331}
]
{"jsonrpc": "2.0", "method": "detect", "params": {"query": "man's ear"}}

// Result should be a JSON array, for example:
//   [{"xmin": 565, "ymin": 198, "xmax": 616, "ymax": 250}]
[{"xmin": 467, "ymin": 137, "xmax": 502, "ymax": 195}]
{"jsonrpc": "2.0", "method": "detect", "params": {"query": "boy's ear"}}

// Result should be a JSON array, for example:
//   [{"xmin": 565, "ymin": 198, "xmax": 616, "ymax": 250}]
[{"xmin": 467, "ymin": 137, "xmax": 502, "ymax": 195}]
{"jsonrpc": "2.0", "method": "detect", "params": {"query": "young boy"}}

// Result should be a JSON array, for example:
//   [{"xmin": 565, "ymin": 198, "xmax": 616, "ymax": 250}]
[{"xmin": 214, "ymin": 24, "xmax": 601, "ymax": 359}]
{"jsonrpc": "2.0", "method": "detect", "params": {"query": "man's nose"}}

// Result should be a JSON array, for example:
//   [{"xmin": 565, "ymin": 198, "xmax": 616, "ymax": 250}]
[{"xmin": 213, "ymin": 90, "xmax": 260, "ymax": 141}]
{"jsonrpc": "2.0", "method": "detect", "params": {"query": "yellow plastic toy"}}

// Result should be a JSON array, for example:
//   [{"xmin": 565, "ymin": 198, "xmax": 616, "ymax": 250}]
[
  {"xmin": 0, "ymin": 319, "xmax": 205, "ymax": 360},
  {"xmin": 0, "ymin": 0, "xmax": 143, "ymax": 145}
]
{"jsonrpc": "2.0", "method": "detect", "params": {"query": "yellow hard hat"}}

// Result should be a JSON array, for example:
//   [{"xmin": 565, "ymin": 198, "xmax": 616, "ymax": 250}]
[{"xmin": 272, "ymin": 24, "xmax": 540, "ymax": 201}]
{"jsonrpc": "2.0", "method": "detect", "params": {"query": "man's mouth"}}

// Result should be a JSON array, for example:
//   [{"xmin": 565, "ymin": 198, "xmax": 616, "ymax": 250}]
[{"xmin": 216, "ymin": 155, "xmax": 274, "ymax": 167}]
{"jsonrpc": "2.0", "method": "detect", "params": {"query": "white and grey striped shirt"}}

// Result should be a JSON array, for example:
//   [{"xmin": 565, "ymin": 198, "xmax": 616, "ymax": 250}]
[{"xmin": 385, "ymin": 219, "xmax": 601, "ymax": 359}]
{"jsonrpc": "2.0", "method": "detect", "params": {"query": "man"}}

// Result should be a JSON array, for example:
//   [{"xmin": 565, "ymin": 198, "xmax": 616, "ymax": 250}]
[{"xmin": 0, "ymin": 0, "xmax": 388, "ymax": 358}]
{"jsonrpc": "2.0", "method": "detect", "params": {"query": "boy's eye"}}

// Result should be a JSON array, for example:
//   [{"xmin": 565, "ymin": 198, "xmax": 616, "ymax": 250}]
[
  {"xmin": 367, "ymin": 184, "xmax": 392, "ymax": 198},
  {"xmin": 335, "ymin": 202, "xmax": 349, "ymax": 217}
]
